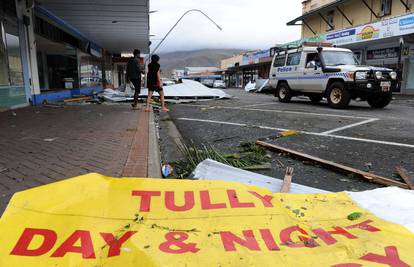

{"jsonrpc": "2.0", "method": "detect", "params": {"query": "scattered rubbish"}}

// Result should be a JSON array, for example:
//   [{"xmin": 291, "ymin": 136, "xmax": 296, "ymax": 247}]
[
  {"xmin": 364, "ymin": 162, "xmax": 373, "ymax": 172},
  {"xmin": 42, "ymin": 102, "xmax": 65, "ymax": 108},
  {"xmin": 242, "ymin": 163, "xmax": 272, "ymax": 170},
  {"xmin": 192, "ymin": 159, "xmax": 326, "ymax": 193},
  {"xmin": 101, "ymin": 80, "xmax": 231, "ymax": 103},
  {"xmin": 11, "ymin": 111, "xmax": 16, "ymax": 117},
  {"xmin": 43, "ymin": 138, "xmax": 57, "ymax": 142},
  {"xmin": 0, "ymin": 167, "xmax": 8, "ymax": 173},
  {"xmin": 280, "ymin": 130, "xmax": 299, "ymax": 138},
  {"xmin": 162, "ymin": 164, "xmax": 173, "ymax": 178},
  {"xmin": 256, "ymin": 140, "xmax": 409, "ymax": 189},
  {"xmin": 281, "ymin": 167, "xmax": 294, "ymax": 193},
  {"xmin": 396, "ymin": 166, "xmax": 414, "ymax": 190},
  {"xmin": 63, "ymin": 96, "xmax": 92, "ymax": 102},
  {"xmin": 347, "ymin": 212, "xmax": 363, "ymax": 221},
  {"xmin": 244, "ymin": 79, "xmax": 272, "ymax": 93},
  {"xmin": 175, "ymin": 142, "xmax": 271, "ymax": 178},
  {"xmin": 244, "ymin": 81, "xmax": 256, "ymax": 92}
]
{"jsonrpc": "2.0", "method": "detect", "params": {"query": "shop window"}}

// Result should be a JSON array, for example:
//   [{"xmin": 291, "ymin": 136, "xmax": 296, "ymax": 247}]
[
  {"xmin": 380, "ymin": 0, "xmax": 392, "ymax": 16},
  {"xmin": 79, "ymin": 52, "xmax": 103, "ymax": 88},
  {"xmin": 0, "ymin": 25, "xmax": 9, "ymax": 86},
  {"xmin": 273, "ymin": 55, "xmax": 286, "ymax": 67},
  {"xmin": 286, "ymin": 52, "xmax": 302, "ymax": 66}
]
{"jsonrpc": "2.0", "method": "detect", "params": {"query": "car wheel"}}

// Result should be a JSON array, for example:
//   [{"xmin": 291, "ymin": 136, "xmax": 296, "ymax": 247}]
[
  {"xmin": 327, "ymin": 82, "xmax": 350, "ymax": 109},
  {"xmin": 367, "ymin": 93, "xmax": 392, "ymax": 108},
  {"xmin": 309, "ymin": 95, "xmax": 323, "ymax": 103},
  {"xmin": 277, "ymin": 83, "xmax": 292, "ymax": 103}
]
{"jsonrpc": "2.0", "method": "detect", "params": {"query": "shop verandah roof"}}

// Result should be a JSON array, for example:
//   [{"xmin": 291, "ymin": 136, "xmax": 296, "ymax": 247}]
[
  {"xmin": 36, "ymin": 0, "xmax": 150, "ymax": 54},
  {"xmin": 287, "ymin": 0, "xmax": 351, "ymax": 27}
]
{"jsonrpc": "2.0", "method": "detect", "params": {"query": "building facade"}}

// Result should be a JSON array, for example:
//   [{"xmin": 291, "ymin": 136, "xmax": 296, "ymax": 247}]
[
  {"xmin": 221, "ymin": 50, "xmax": 272, "ymax": 88},
  {"xmin": 0, "ymin": 0, "xmax": 149, "ymax": 110},
  {"xmin": 288, "ymin": 0, "xmax": 414, "ymax": 94}
]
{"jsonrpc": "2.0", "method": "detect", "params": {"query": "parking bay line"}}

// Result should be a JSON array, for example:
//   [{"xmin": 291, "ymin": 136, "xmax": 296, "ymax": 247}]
[
  {"xmin": 178, "ymin": 118, "xmax": 414, "ymax": 149},
  {"xmin": 184, "ymin": 105, "xmax": 375, "ymax": 120},
  {"xmin": 320, "ymin": 118, "xmax": 380, "ymax": 135}
]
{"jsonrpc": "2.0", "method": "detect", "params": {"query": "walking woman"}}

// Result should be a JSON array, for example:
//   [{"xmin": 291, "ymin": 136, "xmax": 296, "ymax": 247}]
[{"xmin": 146, "ymin": 54, "xmax": 169, "ymax": 112}]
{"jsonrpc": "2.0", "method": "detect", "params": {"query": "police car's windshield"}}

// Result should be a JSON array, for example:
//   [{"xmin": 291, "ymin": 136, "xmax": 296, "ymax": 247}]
[{"xmin": 322, "ymin": 51, "xmax": 358, "ymax": 66}]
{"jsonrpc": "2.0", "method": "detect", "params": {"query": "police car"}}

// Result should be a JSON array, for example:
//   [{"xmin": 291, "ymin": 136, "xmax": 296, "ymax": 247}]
[{"xmin": 269, "ymin": 43, "xmax": 398, "ymax": 109}]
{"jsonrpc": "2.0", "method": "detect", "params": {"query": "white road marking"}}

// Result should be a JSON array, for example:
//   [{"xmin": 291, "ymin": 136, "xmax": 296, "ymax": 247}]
[
  {"xmin": 233, "ymin": 103, "xmax": 276, "ymax": 109},
  {"xmin": 178, "ymin": 118, "xmax": 414, "ymax": 149},
  {"xmin": 320, "ymin": 118, "xmax": 380, "ymax": 135},
  {"xmin": 183, "ymin": 104, "xmax": 375, "ymax": 120}
]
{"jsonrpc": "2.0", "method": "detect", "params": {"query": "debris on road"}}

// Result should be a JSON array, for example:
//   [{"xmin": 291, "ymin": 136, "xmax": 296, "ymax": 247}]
[
  {"xmin": 43, "ymin": 138, "xmax": 57, "ymax": 142},
  {"xmin": 102, "ymin": 80, "xmax": 231, "ymax": 103},
  {"xmin": 256, "ymin": 140, "xmax": 409, "ymax": 189},
  {"xmin": 396, "ymin": 166, "xmax": 414, "ymax": 190},
  {"xmin": 175, "ymin": 142, "xmax": 271, "ymax": 178},
  {"xmin": 161, "ymin": 164, "xmax": 173, "ymax": 178},
  {"xmin": 281, "ymin": 167, "xmax": 294, "ymax": 193},
  {"xmin": 63, "ymin": 96, "xmax": 92, "ymax": 103},
  {"xmin": 280, "ymin": 130, "xmax": 299, "ymax": 138},
  {"xmin": 192, "ymin": 159, "xmax": 326, "ymax": 193}
]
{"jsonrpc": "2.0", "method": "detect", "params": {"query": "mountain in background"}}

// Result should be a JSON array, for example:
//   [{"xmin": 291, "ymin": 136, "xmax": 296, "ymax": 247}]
[{"xmin": 158, "ymin": 49, "xmax": 247, "ymax": 77}]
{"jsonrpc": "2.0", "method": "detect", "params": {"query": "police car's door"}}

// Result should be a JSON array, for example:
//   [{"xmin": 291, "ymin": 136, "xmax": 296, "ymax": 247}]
[
  {"xmin": 300, "ymin": 52, "xmax": 325, "ymax": 92},
  {"xmin": 285, "ymin": 52, "xmax": 302, "ymax": 90}
]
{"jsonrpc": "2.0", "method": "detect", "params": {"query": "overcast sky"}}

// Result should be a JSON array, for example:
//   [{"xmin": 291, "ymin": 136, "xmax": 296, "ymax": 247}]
[{"xmin": 149, "ymin": 0, "xmax": 303, "ymax": 53}]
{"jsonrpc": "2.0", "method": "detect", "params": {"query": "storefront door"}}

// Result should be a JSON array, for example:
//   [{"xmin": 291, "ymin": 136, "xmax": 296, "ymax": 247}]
[
  {"xmin": 405, "ymin": 60, "xmax": 414, "ymax": 91},
  {"xmin": 0, "ymin": 3, "xmax": 26, "ymax": 109}
]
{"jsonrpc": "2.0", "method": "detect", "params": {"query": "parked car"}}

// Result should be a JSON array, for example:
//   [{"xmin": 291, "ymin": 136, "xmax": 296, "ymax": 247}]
[
  {"xmin": 213, "ymin": 80, "xmax": 226, "ymax": 89},
  {"xmin": 201, "ymin": 79, "xmax": 215, "ymax": 88},
  {"xmin": 269, "ymin": 42, "xmax": 397, "ymax": 109}
]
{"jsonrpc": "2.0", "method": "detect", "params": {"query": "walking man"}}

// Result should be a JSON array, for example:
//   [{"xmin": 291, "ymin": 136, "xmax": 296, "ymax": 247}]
[
  {"xmin": 126, "ymin": 49, "xmax": 143, "ymax": 108},
  {"xmin": 145, "ymin": 54, "xmax": 169, "ymax": 112}
]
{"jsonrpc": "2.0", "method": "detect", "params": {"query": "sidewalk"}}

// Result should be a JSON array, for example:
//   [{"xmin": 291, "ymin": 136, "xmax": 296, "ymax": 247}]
[{"xmin": 0, "ymin": 103, "xmax": 161, "ymax": 214}]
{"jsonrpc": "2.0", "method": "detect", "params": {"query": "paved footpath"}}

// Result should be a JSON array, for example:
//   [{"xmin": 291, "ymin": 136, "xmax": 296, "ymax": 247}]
[{"xmin": 0, "ymin": 103, "xmax": 157, "ymax": 214}]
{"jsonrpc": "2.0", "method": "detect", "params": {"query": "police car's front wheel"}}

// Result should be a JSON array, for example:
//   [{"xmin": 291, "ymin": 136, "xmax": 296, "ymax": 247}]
[
  {"xmin": 327, "ymin": 82, "xmax": 350, "ymax": 109},
  {"xmin": 277, "ymin": 83, "xmax": 292, "ymax": 103}
]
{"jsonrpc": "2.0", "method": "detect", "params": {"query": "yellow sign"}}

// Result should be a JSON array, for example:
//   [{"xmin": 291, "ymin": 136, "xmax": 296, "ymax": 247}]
[
  {"xmin": 0, "ymin": 173, "xmax": 413, "ymax": 266},
  {"xmin": 357, "ymin": 26, "xmax": 380, "ymax": 40}
]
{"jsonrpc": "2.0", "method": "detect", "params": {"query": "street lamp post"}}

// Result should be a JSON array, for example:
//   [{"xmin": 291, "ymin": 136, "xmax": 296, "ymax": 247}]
[{"xmin": 147, "ymin": 9, "xmax": 222, "ymax": 62}]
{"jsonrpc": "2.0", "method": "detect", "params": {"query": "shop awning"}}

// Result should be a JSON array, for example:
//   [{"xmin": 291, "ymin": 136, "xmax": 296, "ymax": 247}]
[
  {"xmin": 36, "ymin": 0, "xmax": 150, "ymax": 54},
  {"xmin": 287, "ymin": 0, "xmax": 351, "ymax": 26}
]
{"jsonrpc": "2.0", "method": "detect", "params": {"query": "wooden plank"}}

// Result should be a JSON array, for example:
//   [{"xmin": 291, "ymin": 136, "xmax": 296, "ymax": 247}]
[
  {"xmin": 396, "ymin": 166, "xmax": 414, "ymax": 190},
  {"xmin": 256, "ymin": 140, "xmax": 409, "ymax": 189},
  {"xmin": 281, "ymin": 167, "xmax": 294, "ymax": 193},
  {"xmin": 63, "ymin": 96, "xmax": 92, "ymax": 102}
]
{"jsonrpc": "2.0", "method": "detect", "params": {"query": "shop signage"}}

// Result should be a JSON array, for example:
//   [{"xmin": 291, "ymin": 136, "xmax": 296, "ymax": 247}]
[
  {"xmin": 0, "ymin": 174, "xmax": 413, "ymax": 266},
  {"xmin": 326, "ymin": 29, "xmax": 356, "ymax": 40},
  {"xmin": 287, "ymin": 12, "xmax": 414, "ymax": 48},
  {"xmin": 357, "ymin": 26, "xmax": 380, "ymax": 41},
  {"xmin": 242, "ymin": 50, "xmax": 270, "ymax": 65},
  {"xmin": 366, "ymin": 47, "xmax": 399, "ymax": 60}
]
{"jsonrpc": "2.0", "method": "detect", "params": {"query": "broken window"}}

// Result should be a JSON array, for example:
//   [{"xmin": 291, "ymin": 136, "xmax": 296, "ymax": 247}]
[{"xmin": 380, "ymin": 0, "xmax": 392, "ymax": 16}]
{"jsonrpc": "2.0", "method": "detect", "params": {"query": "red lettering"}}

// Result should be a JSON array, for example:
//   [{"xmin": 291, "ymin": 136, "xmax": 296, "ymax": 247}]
[
  {"xmin": 360, "ymin": 246, "xmax": 410, "ymax": 267},
  {"xmin": 51, "ymin": 230, "xmax": 95, "ymax": 259},
  {"xmin": 227, "ymin": 190, "xmax": 255, "ymax": 208},
  {"xmin": 131, "ymin": 191, "xmax": 161, "ymax": 212},
  {"xmin": 100, "ymin": 231, "xmax": 137, "ymax": 257},
  {"xmin": 280, "ymin": 226, "xmax": 319, "ymax": 248},
  {"xmin": 200, "ymin": 190, "xmax": 226, "ymax": 210},
  {"xmin": 165, "ymin": 191, "xmax": 195, "ymax": 212},
  {"xmin": 220, "ymin": 230, "xmax": 260, "ymax": 251},
  {"xmin": 248, "ymin": 191, "xmax": 274, "ymax": 207},
  {"xmin": 260, "ymin": 229, "xmax": 280, "ymax": 251},
  {"xmin": 346, "ymin": 220, "xmax": 381, "ymax": 233},
  {"xmin": 313, "ymin": 227, "xmax": 357, "ymax": 245},
  {"xmin": 10, "ymin": 228, "xmax": 57, "ymax": 257}
]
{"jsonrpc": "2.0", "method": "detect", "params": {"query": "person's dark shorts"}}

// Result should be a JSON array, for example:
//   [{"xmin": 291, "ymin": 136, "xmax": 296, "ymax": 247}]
[{"xmin": 148, "ymin": 85, "xmax": 163, "ymax": 92}]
